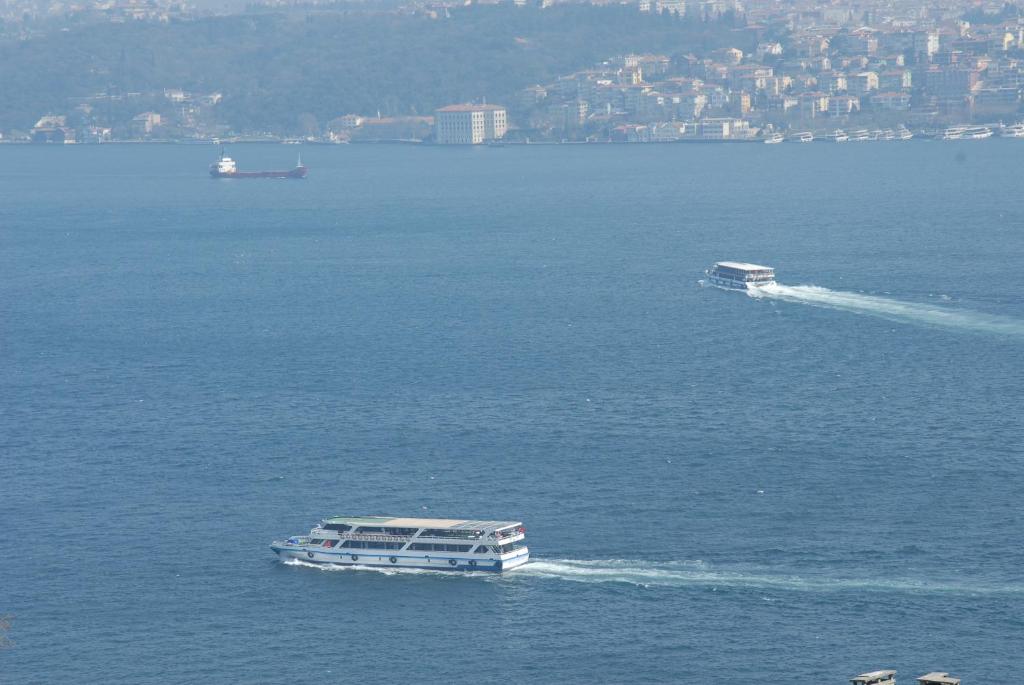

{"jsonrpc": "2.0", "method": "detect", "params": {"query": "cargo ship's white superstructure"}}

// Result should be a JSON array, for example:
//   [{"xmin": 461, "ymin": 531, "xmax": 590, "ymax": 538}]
[{"xmin": 271, "ymin": 515, "xmax": 529, "ymax": 572}]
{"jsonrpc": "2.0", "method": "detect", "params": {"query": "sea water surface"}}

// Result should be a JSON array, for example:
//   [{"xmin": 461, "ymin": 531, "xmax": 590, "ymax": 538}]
[{"xmin": 1, "ymin": 142, "xmax": 1023, "ymax": 683}]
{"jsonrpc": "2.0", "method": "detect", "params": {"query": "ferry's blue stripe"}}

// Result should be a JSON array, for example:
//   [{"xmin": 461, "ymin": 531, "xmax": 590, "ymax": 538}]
[
  {"xmin": 298, "ymin": 559, "xmax": 506, "ymax": 572},
  {"xmin": 271, "ymin": 548, "xmax": 495, "ymax": 562},
  {"xmin": 271, "ymin": 546, "xmax": 528, "ymax": 565},
  {"xmin": 271, "ymin": 545, "xmax": 529, "ymax": 568}
]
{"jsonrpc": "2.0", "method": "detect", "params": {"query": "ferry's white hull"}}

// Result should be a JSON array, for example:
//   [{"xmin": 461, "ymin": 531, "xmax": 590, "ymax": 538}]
[
  {"xmin": 272, "ymin": 543, "xmax": 530, "ymax": 573},
  {"xmin": 705, "ymin": 275, "xmax": 776, "ymax": 291},
  {"xmin": 942, "ymin": 127, "xmax": 992, "ymax": 140}
]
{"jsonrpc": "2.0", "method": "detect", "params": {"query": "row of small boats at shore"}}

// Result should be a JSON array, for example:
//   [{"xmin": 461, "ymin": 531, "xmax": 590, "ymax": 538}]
[
  {"xmin": 764, "ymin": 122, "xmax": 1024, "ymax": 144},
  {"xmin": 764, "ymin": 127, "xmax": 912, "ymax": 143},
  {"xmin": 923, "ymin": 123, "xmax": 1024, "ymax": 139}
]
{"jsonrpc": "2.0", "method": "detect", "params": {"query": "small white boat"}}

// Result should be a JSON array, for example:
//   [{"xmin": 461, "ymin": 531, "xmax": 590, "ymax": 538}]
[
  {"xmin": 271, "ymin": 515, "xmax": 530, "ymax": 572},
  {"xmin": 848, "ymin": 129, "xmax": 871, "ymax": 141},
  {"xmin": 851, "ymin": 670, "xmax": 897, "ymax": 685},
  {"xmin": 999, "ymin": 123, "xmax": 1024, "ymax": 137},
  {"xmin": 828, "ymin": 129, "xmax": 849, "ymax": 142},
  {"xmin": 941, "ymin": 125, "xmax": 967, "ymax": 140},
  {"xmin": 705, "ymin": 261, "xmax": 776, "ymax": 291},
  {"xmin": 896, "ymin": 126, "xmax": 913, "ymax": 140},
  {"xmin": 788, "ymin": 131, "xmax": 814, "ymax": 143},
  {"xmin": 960, "ymin": 126, "xmax": 993, "ymax": 139},
  {"xmin": 763, "ymin": 132, "xmax": 785, "ymax": 144}
]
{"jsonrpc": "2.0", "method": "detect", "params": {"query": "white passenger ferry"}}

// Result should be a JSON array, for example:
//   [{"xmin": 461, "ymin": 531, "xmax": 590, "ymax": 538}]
[
  {"xmin": 704, "ymin": 261, "xmax": 776, "ymax": 290},
  {"xmin": 940, "ymin": 125, "xmax": 968, "ymax": 140},
  {"xmin": 271, "ymin": 515, "xmax": 530, "ymax": 572},
  {"xmin": 959, "ymin": 125, "xmax": 993, "ymax": 139},
  {"xmin": 999, "ymin": 122, "xmax": 1024, "ymax": 137}
]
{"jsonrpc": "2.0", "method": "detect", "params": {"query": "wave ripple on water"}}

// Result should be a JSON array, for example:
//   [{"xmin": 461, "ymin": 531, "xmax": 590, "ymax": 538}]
[
  {"xmin": 284, "ymin": 558, "xmax": 1024, "ymax": 596},
  {"xmin": 514, "ymin": 559, "xmax": 1024, "ymax": 595},
  {"xmin": 748, "ymin": 283, "xmax": 1024, "ymax": 337}
]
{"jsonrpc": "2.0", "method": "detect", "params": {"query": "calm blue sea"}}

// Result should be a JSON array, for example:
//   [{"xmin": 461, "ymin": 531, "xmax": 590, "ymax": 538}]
[{"xmin": 2, "ymin": 141, "xmax": 1023, "ymax": 684}]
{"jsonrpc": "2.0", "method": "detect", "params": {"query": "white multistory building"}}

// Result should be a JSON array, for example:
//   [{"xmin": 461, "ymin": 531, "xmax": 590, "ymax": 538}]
[{"xmin": 434, "ymin": 104, "xmax": 508, "ymax": 144}]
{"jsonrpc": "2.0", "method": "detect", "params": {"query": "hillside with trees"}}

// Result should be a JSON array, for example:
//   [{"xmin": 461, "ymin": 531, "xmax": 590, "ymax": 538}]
[{"xmin": 0, "ymin": 5, "xmax": 757, "ymax": 133}]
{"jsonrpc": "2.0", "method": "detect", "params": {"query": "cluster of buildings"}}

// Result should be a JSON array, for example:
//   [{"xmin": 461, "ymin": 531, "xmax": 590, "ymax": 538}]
[
  {"xmin": 9, "ymin": 0, "xmax": 1024, "ymax": 144},
  {"xmin": 508, "ymin": 1, "xmax": 1024, "ymax": 141},
  {"xmin": 338, "ymin": 0, "xmax": 1024, "ymax": 145},
  {"xmin": 321, "ymin": 104, "xmax": 509, "ymax": 145},
  {"xmin": 15, "ymin": 88, "xmax": 224, "ymax": 143},
  {"xmin": 1, "ymin": 0, "xmax": 192, "ymax": 35}
]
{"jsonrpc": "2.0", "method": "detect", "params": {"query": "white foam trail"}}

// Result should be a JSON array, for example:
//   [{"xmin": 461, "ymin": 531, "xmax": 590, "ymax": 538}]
[
  {"xmin": 280, "ymin": 558, "xmax": 1024, "ymax": 595},
  {"xmin": 512, "ymin": 559, "xmax": 1024, "ymax": 596},
  {"xmin": 750, "ymin": 282, "xmax": 1024, "ymax": 337}
]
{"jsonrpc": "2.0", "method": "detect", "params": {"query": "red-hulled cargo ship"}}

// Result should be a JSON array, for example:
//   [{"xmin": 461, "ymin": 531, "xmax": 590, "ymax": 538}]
[{"xmin": 210, "ymin": 150, "xmax": 308, "ymax": 179}]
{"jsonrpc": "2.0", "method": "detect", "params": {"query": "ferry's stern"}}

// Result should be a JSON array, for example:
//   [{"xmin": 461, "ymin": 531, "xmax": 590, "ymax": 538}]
[{"xmin": 492, "ymin": 524, "xmax": 530, "ymax": 572}]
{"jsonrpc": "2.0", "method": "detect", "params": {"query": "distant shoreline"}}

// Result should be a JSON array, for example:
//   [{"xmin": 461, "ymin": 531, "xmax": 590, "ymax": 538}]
[{"xmin": 1, "ymin": 136, "xmax": 1021, "ymax": 147}]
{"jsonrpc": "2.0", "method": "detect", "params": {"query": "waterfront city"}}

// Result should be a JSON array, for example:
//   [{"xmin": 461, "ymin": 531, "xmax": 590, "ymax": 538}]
[{"xmin": 3, "ymin": 0, "xmax": 1024, "ymax": 143}]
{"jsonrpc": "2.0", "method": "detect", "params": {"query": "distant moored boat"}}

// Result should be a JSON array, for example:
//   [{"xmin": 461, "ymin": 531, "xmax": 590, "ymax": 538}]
[
  {"xmin": 958, "ymin": 126, "xmax": 993, "ymax": 139},
  {"xmin": 999, "ymin": 122, "xmax": 1024, "ymax": 137}
]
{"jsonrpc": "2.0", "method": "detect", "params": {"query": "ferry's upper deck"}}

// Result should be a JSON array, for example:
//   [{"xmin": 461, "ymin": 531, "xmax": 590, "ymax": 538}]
[
  {"xmin": 316, "ymin": 516, "xmax": 525, "ymax": 540},
  {"xmin": 851, "ymin": 670, "xmax": 896, "ymax": 685},
  {"xmin": 713, "ymin": 261, "xmax": 775, "ymax": 276},
  {"xmin": 707, "ymin": 261, "xmax": 776, "ymax": 288}
]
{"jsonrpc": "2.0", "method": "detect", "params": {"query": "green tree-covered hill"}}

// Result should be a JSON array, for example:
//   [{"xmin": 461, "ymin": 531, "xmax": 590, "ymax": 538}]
[{"xmin": 0, "ymin": 5, "xmax": 756, "ymax": 132}]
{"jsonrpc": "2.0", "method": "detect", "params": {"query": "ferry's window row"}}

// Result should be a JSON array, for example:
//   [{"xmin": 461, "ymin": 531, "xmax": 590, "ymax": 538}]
[
  {"xmin": 421, "ymin": 529, "xmax": 482, "ymax": 539},
  {"xmin": 321, "ymin": 524, "xmax": 420, "ymax": 536},
  {"xmin": 308, "ymin": 539, "xmax": 404, "ymax": 550},
  {"xmin": 319, "ymin": 523, "xmax": 509, "ymax": 539},
  {"xmin": 409, "ymin": 543, "xmax": 474, "ymax": 552},
  {"xmin": 306, "ymin": 538, "xmax": 506, "ymax": 554},
  {"xmin": 340, "ymin": 540, "xmax": 405, "ymax": 550},
  {"xmin": 349, "ymin": 526, "xmax": 420, "ymax": 536},
  {"xmin": 409, "ymin": 544, "xmax": 498, "ymax": 553}
]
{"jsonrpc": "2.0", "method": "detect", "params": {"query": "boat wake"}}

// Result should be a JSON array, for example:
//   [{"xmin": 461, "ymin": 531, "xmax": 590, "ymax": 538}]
[
  {"xmin": 514, "ymin": 559, "xmax": 1024, "ymax": 595},
  {"xmin": 749, "ymin": 282, "xmax": 1024, "ymax": 337},
  {"xmin": 281, "ymin": 558, "xmax": 1023, "ymax": 595}
]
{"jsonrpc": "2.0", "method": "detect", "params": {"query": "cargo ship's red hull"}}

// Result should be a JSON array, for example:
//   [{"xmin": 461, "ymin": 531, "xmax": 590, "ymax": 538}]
[{"xmin": 210, "ymin": 166, "xmax": 308, "ymax": 179}]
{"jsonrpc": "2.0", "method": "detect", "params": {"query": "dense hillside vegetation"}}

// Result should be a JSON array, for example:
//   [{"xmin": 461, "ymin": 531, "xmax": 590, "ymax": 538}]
[{"xmin": 0, "ymin": 5, "xmax": 755, "ymax": 132}]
